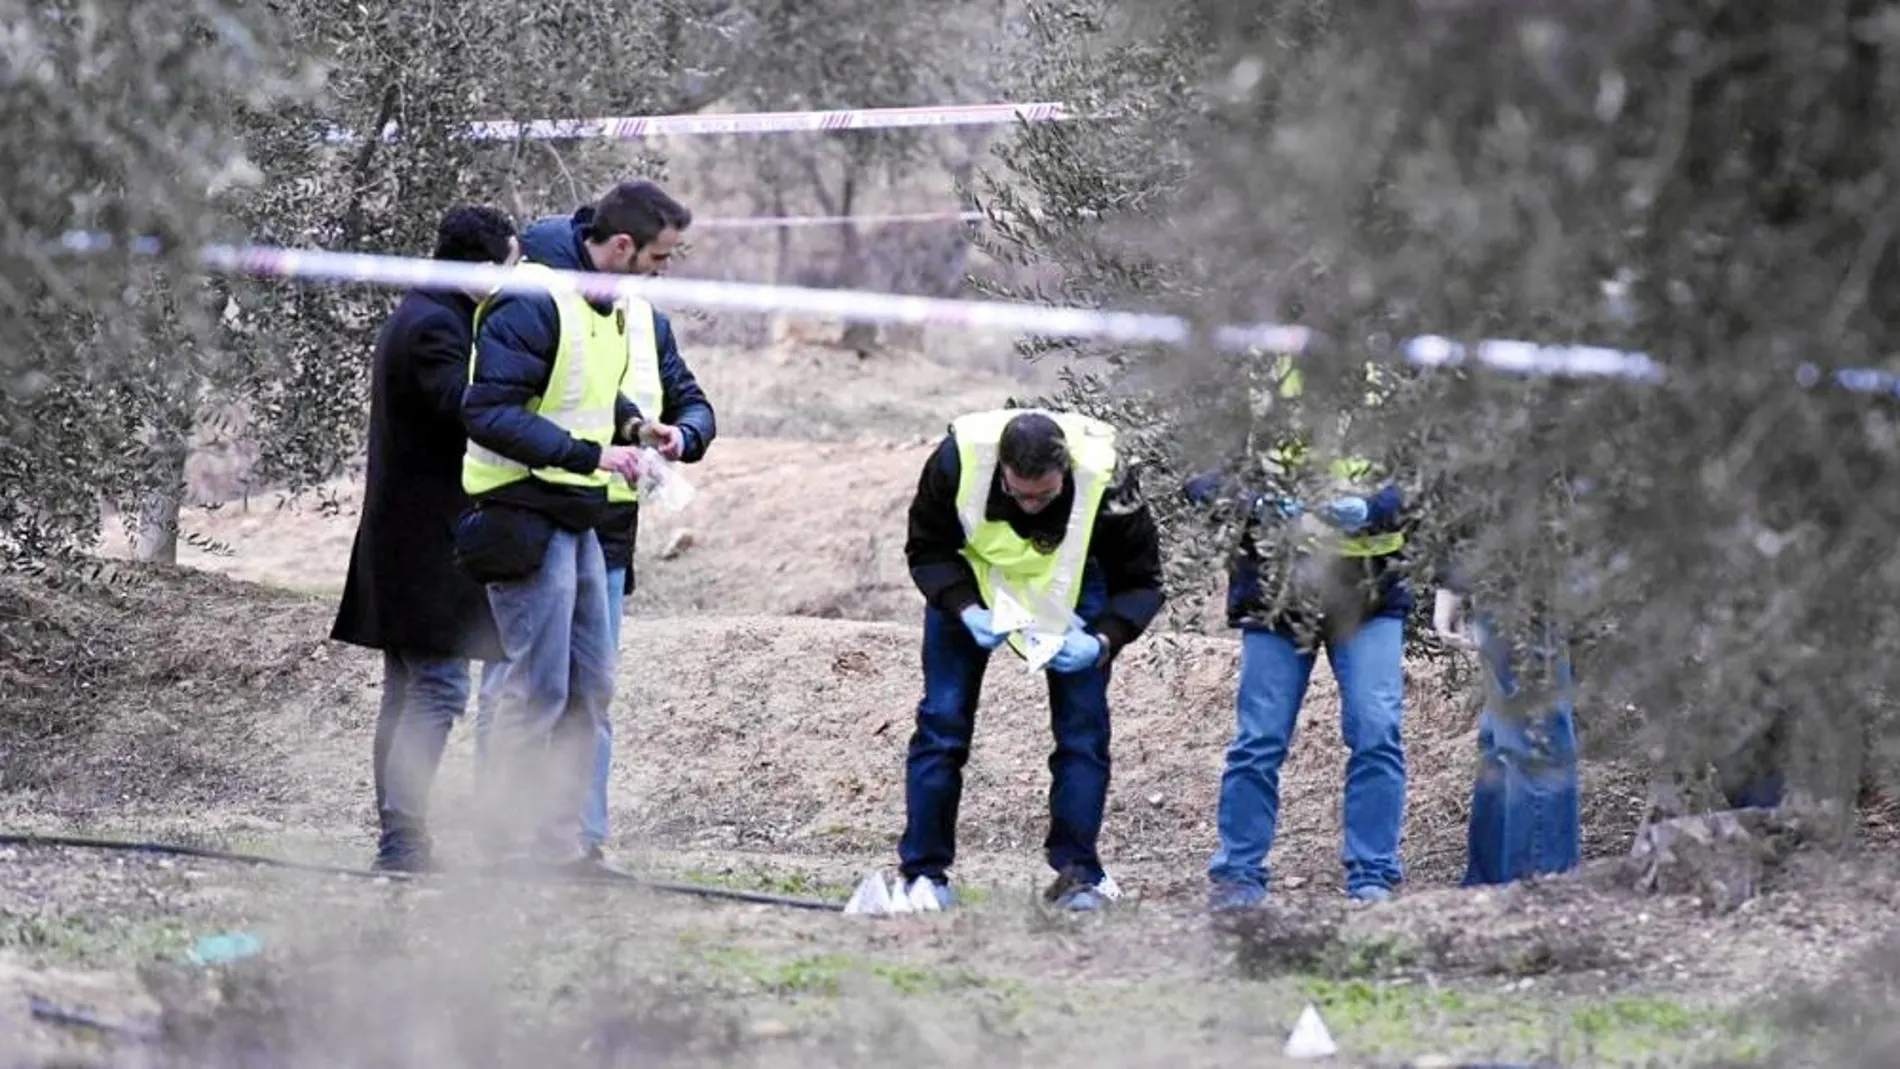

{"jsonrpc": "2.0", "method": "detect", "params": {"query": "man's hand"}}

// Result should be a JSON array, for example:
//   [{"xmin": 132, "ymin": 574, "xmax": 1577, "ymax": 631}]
[
  {"xmin": 641, "ymin": 421, "xmax": 686, "ymax": 460},
  {"xmin": 1432, "ymin": 588, "xmax": 1474, "ymax": 648},
  {"xmin": 1319, "ymin": 495, "xmax": 1370, "ymax": 532},
  {"xmin": 1047, "ymin": 628, "xmax": 1104, "ymax": 674},
  {"xmin": 958, "ymin": 606, "xmax": 1007, "ymax": 650},
  {"xmin": 598, "ymin": 445, "xmax": 648, "ymax": 485}
]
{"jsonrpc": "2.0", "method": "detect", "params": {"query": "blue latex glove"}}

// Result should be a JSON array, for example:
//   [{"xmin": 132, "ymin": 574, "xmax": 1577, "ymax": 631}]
[
  {"xmin": 1251, "ymin": 494, "xmax": 1304, "ymax": 521},
  {"xmin": 1046, "ymin": 629, "xmax": 1103, "ymax": 674},
  {"xmin": 1320, "ymin": 495, "xmax": 1370, "ymax": 532},
  {"xmin": 959, "ymin": 606, "xmax": 1007, "ymax": 650}
]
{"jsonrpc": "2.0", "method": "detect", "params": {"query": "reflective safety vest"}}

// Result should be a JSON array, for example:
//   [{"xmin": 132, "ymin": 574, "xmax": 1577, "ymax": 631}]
[
  {"xmin": 462, "ymin": 262, "xmax": 634, "ymax": 497},
  {"xmin": 606, "ymin": 305, "xmax": 664, "ymax": 505},
  {"xmin": 1255, "ymin": 353, "xmax": 1404, "ymax": 559},
  {"xmin": 951, "ymin": 408, "xmax": 1119, "ymax": 661}
]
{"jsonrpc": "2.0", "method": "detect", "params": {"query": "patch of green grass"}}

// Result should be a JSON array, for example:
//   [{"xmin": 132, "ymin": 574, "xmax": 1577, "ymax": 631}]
[
  {"xmin": 0, "ymin": 908, "xmax": 199, "ymax": 968},
  {"xmin": 1313, "ymin": 934, "xmax": 1422, "ymax": 979},
  {"xmin": 1293, "ymin": 977, "xmax": 1773, "ymax": 1063},
  {"xmin": 685, "ymin": 941, "xmax": 1024, "ymax": 1004}
]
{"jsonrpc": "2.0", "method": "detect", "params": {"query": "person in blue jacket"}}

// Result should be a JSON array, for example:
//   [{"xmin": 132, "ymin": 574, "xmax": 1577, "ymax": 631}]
[
  {"xmin": 1187, "ymin": 356, "xmax": 1415, "ymax": 910},
  {"xmin": 468, "ymin": 185, "xmax": 717, "ymax": 867}
]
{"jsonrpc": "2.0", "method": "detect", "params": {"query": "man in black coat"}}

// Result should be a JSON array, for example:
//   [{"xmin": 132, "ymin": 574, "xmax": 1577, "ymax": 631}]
[{"xmin": 329, "ymin": 204, "xmax": 520, "ymax": 872}]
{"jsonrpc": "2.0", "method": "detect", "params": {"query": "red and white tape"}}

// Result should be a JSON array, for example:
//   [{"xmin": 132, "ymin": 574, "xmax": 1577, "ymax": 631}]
[
  {"xmin": 186, "ymin": 240, "xmax": 1677, "ymax": 383},
  {"xmin": 698, "ymin": 211, "xmax": 984, "ymax": 229},
  {"xmin": 694, "ymin": 208, "xmax": 1098, "ymax": 229},
  {"xmin": 324, "ymin": 101, "xmax": 1073, "ymax": 145}
]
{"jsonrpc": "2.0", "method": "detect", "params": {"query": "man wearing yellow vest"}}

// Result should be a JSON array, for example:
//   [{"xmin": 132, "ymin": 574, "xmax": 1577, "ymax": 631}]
[
  {"xmin": 901, "ymin": 407, "xmax": 1165, "ymax": 911},
  {"xmin": 569, "ymin": 189, "xmax": 714, "ymax": 864},
  {"xmin": 454, "ymin": 180, "xmax": 687, "ymax": 870},
  {"xmin": 1184, "ymin": 355, "xmax": 1414, "ymax": 910}
]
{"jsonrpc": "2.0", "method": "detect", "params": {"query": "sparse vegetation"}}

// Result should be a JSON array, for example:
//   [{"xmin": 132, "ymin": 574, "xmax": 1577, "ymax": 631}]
[{"xmin": 7, "ymin": 0, "xmax": 1900, "ymax": 1066}]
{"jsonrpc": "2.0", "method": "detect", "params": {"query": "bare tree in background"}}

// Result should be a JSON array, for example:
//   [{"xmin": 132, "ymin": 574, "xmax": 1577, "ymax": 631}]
[{"xmin": 720, "ymin": 0, "xmax": 1000, "ymax": 354}]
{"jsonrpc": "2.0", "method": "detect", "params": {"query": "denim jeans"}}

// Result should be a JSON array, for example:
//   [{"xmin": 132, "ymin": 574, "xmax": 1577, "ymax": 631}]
[
  {"xmin": 899, "ymin": 563, "xmax": 1114, "ymax": 885},
  {"xmin": 1463, "ymin": 617, "xmax": 1581, "ymax": 886},
  {"xmin": 374, "ymin": 649, "xmax": 472, "ymax": 849},
  {"xmin": 473, "ymin": 525, "xmax": 616, "ymax": 863},
  {"xmin": 579, "ymin": 567, "xmax": 626, "ymax": 852},
  {"xmin": 475, "ymin": 570, "xmax": 624, "ymax": 855},
  {"xmin": 1208, "ymin": 615, "xmax": 1407, "ymax": 894}
]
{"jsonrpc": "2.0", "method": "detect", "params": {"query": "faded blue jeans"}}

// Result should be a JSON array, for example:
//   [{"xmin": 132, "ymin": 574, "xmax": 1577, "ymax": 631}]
[
  {"xmin": 899, "ymin": 563, "xmax": 1114, "ymax": 885},
  {"xmin": 374, "ymin": 649, "xmax": 472, "ymax": 853},
  {"xmin": 472, "ymin": 525, "xmax": 616, "ymax": 864},
  {"xmin": 1463, "ymin": 616, "xmax": 1581, "ymax": 886},
  {"xmin": 580, "ymin": 567, "xmax": 626, "ymax": 853},
  {"xmin": 1208, "ymin": 615, "xmax": 1408, "ymax": 895}
]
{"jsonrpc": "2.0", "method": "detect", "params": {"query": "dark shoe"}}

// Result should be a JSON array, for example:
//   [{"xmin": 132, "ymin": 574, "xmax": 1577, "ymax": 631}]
[
  {"xmin": 560, "ymin": 849, "xmax": 622, "ymax": 878},
  {"xmin": 372, "ymin": 819, "xmax": 437, "ymax": 873},
  {"xmin": 1207, "ymin": 880, "xmax": 1267, "ymax": 912},
  {"xmin": 371, "ymin": 843, "xmax": 438, "ymax": 874},
  {"xmin": 1043, "ymin": 865, "xmax": 1107, "ymax": 912}
]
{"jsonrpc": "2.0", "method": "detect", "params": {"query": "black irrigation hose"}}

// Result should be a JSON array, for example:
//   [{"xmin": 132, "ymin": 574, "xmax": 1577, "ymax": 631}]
[{"xmin": 0, "ymin": 832, "xmax": 844, "ymax": 913}]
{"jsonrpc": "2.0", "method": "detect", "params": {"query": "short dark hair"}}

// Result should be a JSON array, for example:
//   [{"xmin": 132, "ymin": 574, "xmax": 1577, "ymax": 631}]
[
  {"xmin": 998, "ymin": 412, "xmax": 1071, "ymax": 479},
  {"xmin": 588, "ymin": 180, "xmax": 693, "ymax": 248},
  {"xmin": 432, "ymin": 205, "xmax": 516, "ymax": 263}
]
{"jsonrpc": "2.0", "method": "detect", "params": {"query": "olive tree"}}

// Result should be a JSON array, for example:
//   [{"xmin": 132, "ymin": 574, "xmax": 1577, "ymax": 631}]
[
  {"xmin": 0, "ymin": 0, "xmax": 314, "ymax": 573},
  {"xmin": 4, "ymin": 0, "xmax": 738, "ymax": 569},
  {"xmin": 979, "ymin": 0, "xmax": 1900, "ymax": 812}
]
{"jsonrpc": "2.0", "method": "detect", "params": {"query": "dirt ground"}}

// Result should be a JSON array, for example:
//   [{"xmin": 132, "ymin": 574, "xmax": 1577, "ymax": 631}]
[{"xmin": 9, "ymin": 339, "xmax": 1899, "ymax": 1067}]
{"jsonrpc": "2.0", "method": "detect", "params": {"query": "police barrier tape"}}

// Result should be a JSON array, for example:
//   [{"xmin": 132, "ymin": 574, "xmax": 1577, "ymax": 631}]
[
  {"xmin": 323, "ymin": 101, "xmax": 1074, "ymax": 145},
  {"xmin": 57, "ymin": 232, "xmax": 1900, "ymax": 395},
  {"xmin": 692, "ymin": 208, "xmax": 1099, "ymax": 228},
  {"xmin": 54, "ymin": 206, "xmax": 1081, "ymax": 257}
]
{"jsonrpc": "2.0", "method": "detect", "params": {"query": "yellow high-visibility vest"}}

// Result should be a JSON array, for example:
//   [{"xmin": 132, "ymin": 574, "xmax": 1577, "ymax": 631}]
[
  {"xmin": 1256, "ymin": 353, "xmax": 1404, "ymax": 559},
  {"xmin": 951, "ymin": 408, "xmax": 1119, "ymax": 661},
  {"xmin": 606, "ymin": 306, "xmax": 664, "ymax": 505},
  {"xmin": 461, "ymin": 262, "xmax": 633, "ymax": 497}
]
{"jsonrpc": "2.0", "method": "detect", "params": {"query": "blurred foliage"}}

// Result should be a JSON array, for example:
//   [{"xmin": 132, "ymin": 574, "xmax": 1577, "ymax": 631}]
[
  {"xmin": 1, "ymin": 0, "xmax": 723, "ymax": 571},
  {"xmin": 983, "ymin": 0, "xmax": 1900, "ymax": 806},
  {"xmin": 11, "ymin": 0, "xmax": 1900, "ymax": 811}
]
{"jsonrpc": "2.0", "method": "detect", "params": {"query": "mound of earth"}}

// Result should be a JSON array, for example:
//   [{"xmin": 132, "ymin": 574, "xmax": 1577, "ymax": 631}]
[{"xmin": 2, "ymin": 568, "xmax": 1648, "ymax": 899}]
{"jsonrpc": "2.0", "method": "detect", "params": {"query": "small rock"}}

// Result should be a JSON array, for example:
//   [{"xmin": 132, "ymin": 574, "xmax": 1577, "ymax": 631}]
[
  {"xmin": 748, "ymin": 1019, "xmax": 797, "ymax": 1040},
  {"xmin": 1146, "ymin": 793, "xmax": 1164, "ymax": 808},
  {"xmin": 659, "ymin": 530, "xmax": 695, "ymax": 560}
]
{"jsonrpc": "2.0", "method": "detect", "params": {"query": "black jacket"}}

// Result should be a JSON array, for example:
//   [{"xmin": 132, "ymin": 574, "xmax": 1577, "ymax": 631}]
[
  {"xmin": 461, "ymin": 206, "xmax": 651, "ymax": 533},
  {"xmin": 903, "ymin": 435, "xmax": 1165, "ymax": 654},
  {"xmin": 330, "ymin": 288, "xmax": 502, "ymax": 660}
]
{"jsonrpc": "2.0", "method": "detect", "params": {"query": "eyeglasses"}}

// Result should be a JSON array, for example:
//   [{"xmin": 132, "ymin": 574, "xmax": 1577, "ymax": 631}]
[{"xmin": 1001, "ymin": 477, "xmax": 1063, "ymax": 508}]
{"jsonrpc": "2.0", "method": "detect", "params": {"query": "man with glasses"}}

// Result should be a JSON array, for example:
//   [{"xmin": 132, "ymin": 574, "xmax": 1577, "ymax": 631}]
[{"xmin": 897, "ymin": 408, "xmax": 1165, "ymax": 911}]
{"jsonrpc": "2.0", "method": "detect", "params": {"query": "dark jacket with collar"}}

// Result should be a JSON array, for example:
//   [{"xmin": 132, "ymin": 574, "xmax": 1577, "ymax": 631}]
[
  {"xmin": 460, "ymin": 206, "xmax": 655, "ymax": 533},
  {"xmin": 331, "ymin": 287, "xmax": 502, "ymax": 660},
  {"xmin": 510, "ymin": 212, "xmax": 719, "ymax": 593},
  {"xmin": 1182, "ymin": 466, "xmax": 1414, "ymax": 644},
  {"xmin": 904, "ymin": 434, "xmax": 1166, "ymax": 656}
]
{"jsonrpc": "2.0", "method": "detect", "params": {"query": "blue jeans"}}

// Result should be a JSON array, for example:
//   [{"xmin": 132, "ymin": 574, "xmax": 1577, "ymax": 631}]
[
  {"xmin": 580, "ymin": 567, "xmax": 626, "ymax": 852},
  {"xmin": 475, "ymin": 571, "xmax": 623, "ymax": 854},
  {"xmin": 899, "ymin": 564, "xmax": 1114, "ymax": 884},
  {"xmin": 374, "ymin": 649, "xmax": 472, "ymax": 846},
  {"xmin": 473, "ymin": 525, "xmax": 616, "ymax": 863},
  {"xmin": 1462, "ymin": 617, "xmax": 1581, "ymax": 887},
  {"xmin": 1208, "ymin": 615, "xmax": 1407, "ymax": 894}
]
